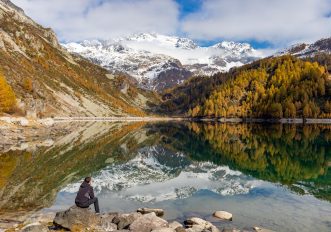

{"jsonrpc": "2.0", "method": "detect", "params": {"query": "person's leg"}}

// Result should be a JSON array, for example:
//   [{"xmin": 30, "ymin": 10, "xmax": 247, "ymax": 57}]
[
  {"xmin": 94, "ymin": 197, "xmax": 100, "ymax": 213},
  {"xmin": 88, "ymin": 198, "xmax": 100, "ymax": 213}
]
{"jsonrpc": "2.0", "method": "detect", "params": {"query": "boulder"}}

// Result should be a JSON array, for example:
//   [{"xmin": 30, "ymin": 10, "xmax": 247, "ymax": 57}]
[
  {"xmin": 152, "ymin": 228, "xmax": 176, "ymax": 232},
  {"xmin": 137, "ymin": 208, "xmax": 165, "ymax": 217},
  {"xmin": 169, "ymin": 221, "xmax": 183, "ymax": 230},
  {"xmin": 175, "ymin": 227, "xmax": 186, "ymax": 232},
  {"xmin": 112, "ymin": 212, "xmax": 142, "ymax": 229},
  {"xmin": 96, "ymin": 221, "xmax": 117, "ymax": 231},
  {"xmin": 190, "ymin": 224, "xmax": 205, "ymax": 231},
  {"xmin": 213, "ymin": 211, "xmax": 233, "ymax": 221},
  {"xmin": 98, "ymin": 213, "xmax": 119, "ymax": 231},
  {"xmin": 129, "ymin": 212, "xmax": 169, "ymax": 232},
  {"xmin": 53, "ymin": 205, "xmax": 101, "ymax": 230},
  {"xmin": 184, "ymin": 217, "xmax": 219, "ymax": 232}
]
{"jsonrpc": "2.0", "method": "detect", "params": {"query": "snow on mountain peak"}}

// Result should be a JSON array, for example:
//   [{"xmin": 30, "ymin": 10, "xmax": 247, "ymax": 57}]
[
  {"xmin": 63, "ymin": 33, "xmax": 262, "ymax": 91},
  {"xmin": 213, "ymin": 41, "xmax": 253, "ymax": 53}
]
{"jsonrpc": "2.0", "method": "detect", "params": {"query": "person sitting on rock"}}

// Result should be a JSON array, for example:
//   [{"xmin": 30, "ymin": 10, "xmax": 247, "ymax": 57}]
[{"xmin": 75, "ymin": 176, "xmax": 100, "ymax": 213}]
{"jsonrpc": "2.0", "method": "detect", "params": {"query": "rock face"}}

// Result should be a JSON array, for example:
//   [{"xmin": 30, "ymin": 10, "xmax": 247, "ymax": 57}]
[
  {"xmin": 213, "ymin": 211, "xmax": 233, "ymax": 221},
  {"xmin": 129, "ymin": 212, "xmax": 169, "ymax": 232},
  {"xmin": 53, "ymin": 206, "xmax": 101, "ymax": 230}
]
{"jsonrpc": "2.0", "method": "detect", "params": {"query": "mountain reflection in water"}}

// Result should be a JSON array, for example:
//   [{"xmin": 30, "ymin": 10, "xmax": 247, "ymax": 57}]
[{"xmin": 0, "ymin": 122, "xmax": 330, "ymax": 231}]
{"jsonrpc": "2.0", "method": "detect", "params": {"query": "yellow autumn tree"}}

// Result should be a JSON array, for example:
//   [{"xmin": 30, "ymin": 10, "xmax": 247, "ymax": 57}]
[
  {"xmin": 23, "ymin": 78, "xmax": 33, "ymax": 92},
  {"xmin": 0, "ymin": 72, "xmax": 16, "ymax": 113}
]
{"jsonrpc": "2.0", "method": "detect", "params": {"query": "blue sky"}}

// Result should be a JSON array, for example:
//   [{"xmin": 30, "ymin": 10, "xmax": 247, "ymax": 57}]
[
  {"xmin": 11, "ymin": 0, "xmax": 331, "ymax": 49},
  {"xmin": 176, "ymin": 0, "xmax": 203, "ymax": 19}
]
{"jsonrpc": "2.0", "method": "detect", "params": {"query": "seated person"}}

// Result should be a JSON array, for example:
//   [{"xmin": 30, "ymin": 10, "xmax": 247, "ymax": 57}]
[{"xmin": 75, "ymin": 176, "xmax": 100, "ymax": 213}]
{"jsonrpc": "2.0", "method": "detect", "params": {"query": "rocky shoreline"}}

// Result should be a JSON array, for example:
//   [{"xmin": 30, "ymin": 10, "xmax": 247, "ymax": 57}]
[{"xmin": 3, "ymin": 206, "xmax": 274, "ymax": 232}]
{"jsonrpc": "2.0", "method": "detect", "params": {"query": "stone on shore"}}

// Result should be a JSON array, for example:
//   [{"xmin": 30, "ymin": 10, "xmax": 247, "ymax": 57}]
[
  {"xmin": 213, "ymin": 211, "xmax": 233, "ymax": 221},
  {"xmin": 169, "ymin": 221, "xmax": 183, "ymax": 230},
  {"xmin": 137, "ymin": 208, "xmax": 165, "ymax": 217},
  {"xmin": 53, "ymin": 205, "xmax": 101, "ymax": 230},
  {"xmin": 175, "ymin": 228, "xmax": 186, "ymax": 232},
  {"xmin": 152, "ymin": 228, "xmax": 176, "ymax": 232},
  {"xmin": 129, "ymin": 212, "xmax": 169, "ymax": 232},
  {"xmin": 184, "ymin": 217, "xmax": 219, "ymax": 232},
  {"xmin": 112, "ymin": 212, "xmax": 142, "ymax": 229}
]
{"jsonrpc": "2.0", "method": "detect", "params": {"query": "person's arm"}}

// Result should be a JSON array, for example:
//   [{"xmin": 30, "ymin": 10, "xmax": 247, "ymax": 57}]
[{"xmin": 89, "ymin": 186, "xmax": 95, "ymax": 199}]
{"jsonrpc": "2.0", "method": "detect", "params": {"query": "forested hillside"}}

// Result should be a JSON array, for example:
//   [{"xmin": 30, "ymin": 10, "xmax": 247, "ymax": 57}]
[
  {"xmin": 185, "ymin": 56, "xmax": 331, "ymax": 118},
  {"xmin": 158, "ymin": 55, "xmax": 331, "ymax": 118}
]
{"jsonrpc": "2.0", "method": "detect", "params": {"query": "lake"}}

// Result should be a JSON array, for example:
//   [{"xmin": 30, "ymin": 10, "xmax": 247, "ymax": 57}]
[{"xmin": 0, "ymin": 122, "xmax": 331, "ymax": 231}]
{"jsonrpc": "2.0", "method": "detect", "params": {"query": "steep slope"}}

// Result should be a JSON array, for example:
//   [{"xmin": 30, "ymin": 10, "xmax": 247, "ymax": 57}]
[
  {"xmin": 0, "ymin": 0, "xmax": 157, "ymax": 117},
  {"xmin": 64, "ymin": 33, "xmax": 262, "ymax": 91}
]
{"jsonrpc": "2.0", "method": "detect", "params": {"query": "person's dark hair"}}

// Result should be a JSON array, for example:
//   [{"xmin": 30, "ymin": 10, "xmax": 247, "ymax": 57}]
[{"xmin": 84, "ymin": 176, "xmax": 91, "ymax": 183}]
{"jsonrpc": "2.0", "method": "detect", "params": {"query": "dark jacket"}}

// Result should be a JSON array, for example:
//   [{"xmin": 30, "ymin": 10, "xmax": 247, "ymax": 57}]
[{"xmin": 75, "ymin": 181, "xmax": 95, "ymax": 205}]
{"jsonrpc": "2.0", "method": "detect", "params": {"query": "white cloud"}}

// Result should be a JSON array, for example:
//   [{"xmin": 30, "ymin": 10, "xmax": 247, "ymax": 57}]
[
  {"xmin": 181, "ymin": 0, "xmax": 331, "ymax": 46},
  {"xmin": 11, "ymin": 0, "xmax": 180, "ymax": 41},
  {"xmin": 10, "ymin": 0, "xmax": 331, "ymax": 47}
]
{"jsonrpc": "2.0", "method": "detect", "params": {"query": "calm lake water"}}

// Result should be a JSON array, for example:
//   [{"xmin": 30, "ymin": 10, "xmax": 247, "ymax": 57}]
[{"xmin": 1, "ymin": 122, "xmax": 331, "ymax": 231}]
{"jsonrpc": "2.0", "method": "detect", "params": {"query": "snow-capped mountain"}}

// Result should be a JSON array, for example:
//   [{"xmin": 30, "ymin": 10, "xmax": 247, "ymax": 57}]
[
  {"xmin": 277, "ymin": 37, "xmax": 331, "ymax": 57},
  {"xmin": 62, "ymin": 146, "xmax": 258, "ymax": 203},
  {"xmin": 63, "ymin": 33, "xmax": 262, "ymax": 91}
]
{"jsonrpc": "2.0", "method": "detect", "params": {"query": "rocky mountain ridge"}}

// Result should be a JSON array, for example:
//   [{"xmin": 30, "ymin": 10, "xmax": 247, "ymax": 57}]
[
  {"xmin": 277, "ymin": 37, "xmax": 331, "ymax": 57},
  {"xmin": 64, "ymin": 33, "xmax": 262, "ymax": 91}
]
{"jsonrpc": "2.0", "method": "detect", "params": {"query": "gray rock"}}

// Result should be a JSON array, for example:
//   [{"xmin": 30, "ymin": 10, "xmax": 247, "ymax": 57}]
[
  {"xmin": 184, "ymin": 217, "xmax": 219, "ymax": 232},
  {"xmin": 96, "ymin": 221, "xmax": 117, "ymax": 231},
  {"xmin": 176, "ymin": 227, "xmax": 186, "ymax": 232},
  {"xmin": 152, "ymin": 228, "xmax": 176, "ymax": 232},
  {"xmin": 129, "ymin": 212, "xmax": 169, "ymax": 232},
  {"xmin": 53, "ymin": 205, "xmax": 101, "ymax": 230},
  {"xmin": 112, "ymin": 212, "xmax": 142, "ymax": 229},
  {"xmin": 169, "ymin": 221, "xmax": 183, "ymax": 230},
  {"xmin": 99, "ymin": 213, "xmax": 119, "ymax": 231},
  {"xmin": 213, "ymin": 211, "xmax": 233, "ymax": 221},
  {"xmin": 137, "ymin": 208, "xmax": 165, "ymax": 217},
  {"xmin": 190, "ymin": 224, "xmax": 205, "ymax": 231}
]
